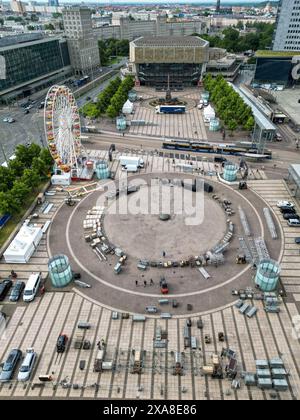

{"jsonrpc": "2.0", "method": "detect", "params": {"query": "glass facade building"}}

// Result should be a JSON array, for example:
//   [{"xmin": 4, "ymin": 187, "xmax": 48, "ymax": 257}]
[
  {"xmin": 138, "ymin": 63, "xmax": 203, "ymax": 88},
  {"xmin": 254, "ymin": 56, "xmax": 295, "ymax": 87},
  {"xmin": 0, "ymin": 38, "xmax": 70, "ymax": 93}
]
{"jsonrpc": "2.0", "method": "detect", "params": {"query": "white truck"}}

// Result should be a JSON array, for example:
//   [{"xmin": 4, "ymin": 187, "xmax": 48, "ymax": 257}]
[
  {"xmin": 122, "ymin": 164, "xmax": 138, "ymax": 173},
  {"xmin": 119, "ymin": 156, "xmax": 144, "ymax": 168}
]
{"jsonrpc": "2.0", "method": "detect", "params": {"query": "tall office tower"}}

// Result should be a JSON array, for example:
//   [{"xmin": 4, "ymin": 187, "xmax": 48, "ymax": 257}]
[
  {"xmin": 63, "ymin": 6, "xmax": 100, "ymax": 75},
  {"xmin": 216, "ymin": 0, "xmax": 221, "ymax": 13},
  {"xmin": 273, "ymin": 0, "xmax": 300, "ymax": 51}
]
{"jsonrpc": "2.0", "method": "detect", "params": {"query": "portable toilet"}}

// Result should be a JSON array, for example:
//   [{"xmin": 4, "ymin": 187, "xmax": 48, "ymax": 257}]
[{"xmin": 95, "ymin": 160, "xmax": 110, "ymax": 180}]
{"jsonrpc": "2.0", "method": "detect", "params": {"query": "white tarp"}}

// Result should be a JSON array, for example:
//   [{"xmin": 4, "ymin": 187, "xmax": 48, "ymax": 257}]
[
  {"xmin": 203, "ymin": 104, "xmax": 216, "ymax": 121},
  {"xmin": 122, "ymin": 99, "xmax": 134, "ymax": 114},
  {"xmin": 3, "ymin": 224, "xmax": 43, "ymax": 263}
]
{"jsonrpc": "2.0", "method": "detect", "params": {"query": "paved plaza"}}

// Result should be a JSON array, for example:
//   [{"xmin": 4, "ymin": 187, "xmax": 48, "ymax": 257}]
[
  {"xmin": 127, "ymin": 88, "xmax": 208, "ymax": 141},
  {"xmin": 0, "ymin": 150, "xmax": 300, "ymax": 400}
]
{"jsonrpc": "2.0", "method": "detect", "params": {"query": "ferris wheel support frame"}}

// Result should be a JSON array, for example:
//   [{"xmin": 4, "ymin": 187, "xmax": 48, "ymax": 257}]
[{"xmin": 44, "ymin": 84, "xmax": 84, "ymax": 179}]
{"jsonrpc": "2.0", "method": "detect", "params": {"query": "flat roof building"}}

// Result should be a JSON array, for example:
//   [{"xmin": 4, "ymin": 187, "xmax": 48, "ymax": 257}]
[
  {"xmin": 130, "ymin": 36, "xmax": 209, "ymax": 88},
  {"xmin": 0, "ymin": 35, "xmax": 71, "ymax": 104}
]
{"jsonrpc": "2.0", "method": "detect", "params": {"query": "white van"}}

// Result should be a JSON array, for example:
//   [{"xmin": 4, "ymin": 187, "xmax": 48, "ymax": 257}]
[
  {"xmin": 23, "ymin": 273, "xmax": 42, "ymax": 302},
  {"xmin": 122, "ymin": 164, "xmax": 138, "ymax": 173}
]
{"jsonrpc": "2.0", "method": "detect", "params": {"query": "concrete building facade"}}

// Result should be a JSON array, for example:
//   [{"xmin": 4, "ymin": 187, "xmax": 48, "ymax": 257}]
[
  {"xmin": 94, "ymin": 15, "xmax": 207, "ymax": 41},
  {"xmin": 273, "ymin": 0, "xmax": 300, "ymax": 51},
  {"xmin": 130, "ymin": 36, "xmax": 209, "ymax": 88},
  {"xmin": 63, "ymin": 6, "xmax": 100, "ymax": 75}
]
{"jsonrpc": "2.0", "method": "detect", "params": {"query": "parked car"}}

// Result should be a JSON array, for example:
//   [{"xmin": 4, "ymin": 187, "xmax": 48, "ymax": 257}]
[
  {"xmin": 274, "ymin": 132, "xmax": 283, "ymax": 141},
  {"xmin": 3, "ymin": 117, "xmax": 15, "ymax": 123},
  {"xmin": 280, "ymin": 207, "xmax": 296, "ymax": 214},
  {"xmin": 17, "ymin": 348, "xmax": 37, "ymax": 381},
  {"xmin": 56, "ymin": 334, "xmax": 68, "ymax": 353},
  {"xmin": 0, "ymin": 349, "xmax": 22, "ymax": 382},
  {"xmin": 283, "ymin": 213, "xmax": 300, "ymax": 221},
  {"xmin": 23, "ymin": 272, "xmax": 42, "ymax": 302},
  {"xmin": 295, "ymin": 237, "xmax": 300, "ymax": 244},
  {"xmin": 9, "ymin": 281, "xmax": 25, "ymax": 302},
  {"xmin": 0, "ymin": 279, "xmax": 13, "ymax": 301},
  {"xmin": 277, "ymin": 201, "xmax": 294, "ymax": 209},
  {"xmin": 288, "ymin": 219, "xmax": 300, "ymax": 227}
]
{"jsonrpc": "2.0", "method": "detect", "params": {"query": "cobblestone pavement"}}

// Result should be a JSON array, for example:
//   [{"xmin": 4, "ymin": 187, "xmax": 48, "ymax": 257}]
[{"xmin": 1, "ymin": 150, "xmax": 300, "ymax": 400}]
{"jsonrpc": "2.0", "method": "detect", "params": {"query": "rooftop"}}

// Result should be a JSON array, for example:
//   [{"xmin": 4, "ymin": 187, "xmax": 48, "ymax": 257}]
[
  {"xmin": 256, "ymin": 50, "xmax": 300, "ymax": 58},
  {"xmin": 133, "ymin": 36, "xmax": 207, "ymax": 48},
  {"xmin": 0, "ymin": 33, "xmax": 44, "ymax": 48},
  {"xmin": 230, "ymin": 83, "xmax": 277, "ymax": 131}
]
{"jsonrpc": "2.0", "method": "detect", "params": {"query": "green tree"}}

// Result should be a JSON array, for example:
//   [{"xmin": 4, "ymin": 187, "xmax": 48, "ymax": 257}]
[
  {"xmin": 45, "ymin": 23, "xmax": 55, "ymax": 31},
  {"xmin": 22, "ymin": 168, "xmax": 40, "ymax": 189},
  {"xmin": 11, "ymin": 180, "xmax": 30, "ymax": 205}
]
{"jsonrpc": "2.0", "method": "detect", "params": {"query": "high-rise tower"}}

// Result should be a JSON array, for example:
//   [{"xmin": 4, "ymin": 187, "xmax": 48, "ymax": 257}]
[{"xmin": 273, "ymin": 0, "xmax": 300, "ymax": 51}]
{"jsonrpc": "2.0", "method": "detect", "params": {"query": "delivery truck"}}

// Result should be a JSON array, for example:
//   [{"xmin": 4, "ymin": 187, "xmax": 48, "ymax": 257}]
[
  {"xmin": 155, "ymin": 105, "xmax": 186, "ymax": 114},
  {"xmin": 119, "ymin": 156, "xmax": 144, "ymax": 168}
]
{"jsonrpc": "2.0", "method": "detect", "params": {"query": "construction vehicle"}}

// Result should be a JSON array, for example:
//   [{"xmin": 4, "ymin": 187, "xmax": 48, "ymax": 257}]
[
  {"xmin": 94, "ymin": 349, "xmax": 106, "ymax": 372},
  {"xmin": 236, "ymin": 254, "xmax": 247, "ymax": 264},
  {"xmin": 131, "ymin": 349, "xmax": 145, "ymax": 374},
  {"xmin": 212, "ymin": 354, "xmax": 223, "ymax": 379},
  {"xmin": 160, "ymin": 277, "xmax": 169, "ymax": 294},
  {"xmin": 205, "ymin": 334, "xmax": 211, "ymax": 344},
  {"xmin": 172, "ymin": 352, "xmax": 184, "ymax": 376}
]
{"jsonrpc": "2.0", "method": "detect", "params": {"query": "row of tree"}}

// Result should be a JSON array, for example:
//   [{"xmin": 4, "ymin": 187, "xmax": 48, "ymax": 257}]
[
  {"xmin": 199, "ymin": 22, "xmax": 275, "ymax": 53},
  {"xmin": 0, "ymin": 144, "xmax": 53, "ymax": 216},
  {"xmin": 98, "ymin": 39, "xmax": 130, "ymax": 66},
  {"xmin": 107, "ymin": 76, "xmax": 135, "ymax": 119},
  {"xmin": 81, "ymin": 76, "xmax": 122, "ymax": 119},
  {"xmin": 204, "ymin": 74, "xmax": 255, "ymax": 132},
  {"xmin": 81, "ymin": 76, "xmax": 135, "ymax": 120}
]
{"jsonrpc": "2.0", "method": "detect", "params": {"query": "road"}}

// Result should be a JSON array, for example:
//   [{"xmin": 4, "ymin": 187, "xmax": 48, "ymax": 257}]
[{"xmin": 0, "ymin": 58, "xmax": 128, "ymax": 164}]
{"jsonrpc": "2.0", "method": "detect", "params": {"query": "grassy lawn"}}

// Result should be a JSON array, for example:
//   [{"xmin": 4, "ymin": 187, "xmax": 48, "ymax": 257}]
[{"xmin": 0, "ymin": 181, "xmax": 48, "ymax": 249}]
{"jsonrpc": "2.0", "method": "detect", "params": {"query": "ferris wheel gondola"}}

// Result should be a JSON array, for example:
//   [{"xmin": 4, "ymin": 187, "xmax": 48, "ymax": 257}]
[{"xmin": 44, "ymin": 85, "xmax": 84, "ymax": 178}]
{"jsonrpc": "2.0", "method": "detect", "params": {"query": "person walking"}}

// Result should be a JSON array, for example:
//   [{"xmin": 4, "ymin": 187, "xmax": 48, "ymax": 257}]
[
  {"xmin": 97, "ymin": 341, "xmax": 101, "ymax": 350},
  {"xmin": 135, "ymin": 280, "xmax": 138, "ymax": 287},
  {"xmin": 150, "ymin": 279, "xmax": 154, "ymax": 286},
  {"xmin": 144, "ymin": 280, "xmax": 147, "ymax": 287},
  {"xmin": 162, "ymin": 251, "xmax": 166, "ymax": 258}
]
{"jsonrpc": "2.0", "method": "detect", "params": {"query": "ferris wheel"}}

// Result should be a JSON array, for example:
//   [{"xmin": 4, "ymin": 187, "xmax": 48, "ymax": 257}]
[{"xmin": 44, "ymin": 85, "xmax": 83, "ymax": 177}]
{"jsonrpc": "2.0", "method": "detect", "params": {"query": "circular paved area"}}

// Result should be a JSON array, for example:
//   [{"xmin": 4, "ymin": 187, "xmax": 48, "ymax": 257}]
[
  {"xmin": 48, "ymin": 174, "xmax": 283, "ymax": 316},
  {"xmin": 104, "ymin": 185, "xmax": 226, "ymax": 260}
]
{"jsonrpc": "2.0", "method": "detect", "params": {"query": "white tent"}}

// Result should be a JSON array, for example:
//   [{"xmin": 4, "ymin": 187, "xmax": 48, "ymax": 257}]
[
  {"xmin": 203, "ymin": 105, "xmax": 216, "ymax": 122},
  {"xmin": 122, "ymin": 99, "xmax": 134, "ymax": 115},
  {"xmin": 3, "ymin": 224, "xmax": 43, "ymax": 263}
]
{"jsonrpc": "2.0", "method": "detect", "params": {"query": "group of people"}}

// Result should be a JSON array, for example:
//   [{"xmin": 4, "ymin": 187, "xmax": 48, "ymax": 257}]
[{"xmin": 135, "ymin": 279, "xmax": 154, "ymax": 287}]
